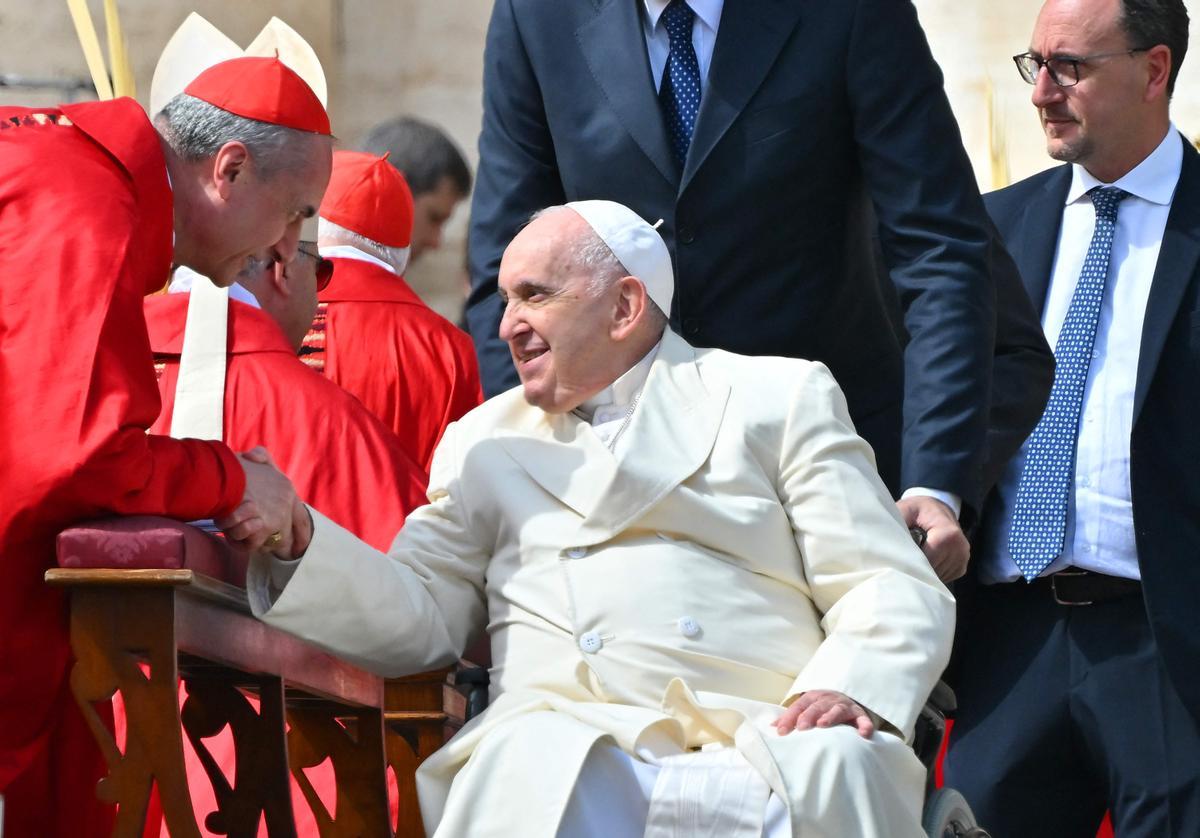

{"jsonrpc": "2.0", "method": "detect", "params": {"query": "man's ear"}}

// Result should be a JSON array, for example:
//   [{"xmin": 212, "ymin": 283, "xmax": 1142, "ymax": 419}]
[
  {"xmin": 271, "ymin": 258, "xmax": 293, "ymax": 299},
  {"xmin": 212, "ymin": 141, "xmax": 251, "ymax": 200},
  {"xmin": 611, "ymin": 275, "xmax": 647, "ymax": 340},
  {"xmin": 1144, "ymin": 44, "xmax": 1172, "ymax": 103}
]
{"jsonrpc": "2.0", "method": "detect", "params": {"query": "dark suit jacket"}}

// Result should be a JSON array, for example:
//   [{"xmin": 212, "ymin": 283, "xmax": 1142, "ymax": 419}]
[
  {"xmin": 873, "ymin": 221, "xmax": 1054, "ymax": 505},
  {"xmin": 467, "ymin": 0, "xmax": 1001, "ymax": 512},
  {"xmin": 979, "ymin": 134, "xmax": 1200, "ymax": 717}
]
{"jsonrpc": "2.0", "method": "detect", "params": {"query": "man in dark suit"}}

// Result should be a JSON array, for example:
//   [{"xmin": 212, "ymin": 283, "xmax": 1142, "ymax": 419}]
[
  {"xmin": 945, "ymin": 0, "xmax": 1200, "ymax": 835},
  {"xmin": 467, "ymin": 0, "xmax": 1033, "ymax": 577}
]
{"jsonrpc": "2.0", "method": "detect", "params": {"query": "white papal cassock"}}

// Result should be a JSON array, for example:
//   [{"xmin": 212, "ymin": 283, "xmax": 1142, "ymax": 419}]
[{"xmin": 249, "ymin": 330, "xmax": 954, "ymax": 837}]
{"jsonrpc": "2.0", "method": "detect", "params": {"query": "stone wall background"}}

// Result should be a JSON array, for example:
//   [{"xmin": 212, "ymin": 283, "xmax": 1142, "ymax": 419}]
[{"xmin": 3, "ymin": 0, "xmax": 1198, "ymax": 319}]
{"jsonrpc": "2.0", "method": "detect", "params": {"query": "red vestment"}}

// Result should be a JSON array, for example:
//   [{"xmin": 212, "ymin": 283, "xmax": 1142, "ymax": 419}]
[
  {"xmin": 144, "ymin": 294, "xmax": 427, "ymax": 835},
  {"xmin": 0, "ymin": 99, "xmax": 244, "ymax": 837},
  {"xmin": 304, "ymin": 257, "xmax": 482, "ymax": 472}
]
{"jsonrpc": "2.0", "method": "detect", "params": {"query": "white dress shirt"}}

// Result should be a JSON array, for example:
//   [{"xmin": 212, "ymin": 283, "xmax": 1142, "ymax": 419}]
[
  {"xmin": 980, "ymin": 128, "xmax": 1183, "ymax": 583},
  {"xmin": 642, "ymin": 0, "xmax": 723, "ymax": 92}
]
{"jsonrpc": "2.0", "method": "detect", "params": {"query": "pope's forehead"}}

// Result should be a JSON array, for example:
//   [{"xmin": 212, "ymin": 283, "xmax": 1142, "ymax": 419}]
[
  {"xmin": 521, "ymin": 208, "xmax": 590, "ymax": 244},
  {"xmin": 503, "ymin": 212, "xmax": 588, "ymax": 265}
]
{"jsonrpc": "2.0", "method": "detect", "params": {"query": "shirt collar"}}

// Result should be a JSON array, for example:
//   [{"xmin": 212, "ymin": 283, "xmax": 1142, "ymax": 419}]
[
  {"xmin": 1066, "ymin": 126, "xmax": 1183, "ymax": 207},
  {"xmin": 168, "ymin": 266, "xmax": 261, "ymax": 309},
  {"xmin": 318, "ymin": 244, "xmax": 398, "ymax": 274},
  {"xmin": 574, "ymin": 339, "xmax": 663, "ymax": 422},
  {"xmin": 643, "ymin": 0, "xmax": 723, "ymax": 32}
]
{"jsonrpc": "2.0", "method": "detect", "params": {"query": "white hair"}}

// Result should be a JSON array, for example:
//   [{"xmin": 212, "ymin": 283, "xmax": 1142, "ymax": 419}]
[
  {"xmin": 317, "ymin": 217, "xmax": 411, "ymax": 274},
  {"xmin": 529, "ymin": 205, "xmax": 668, "ymax": 326}
]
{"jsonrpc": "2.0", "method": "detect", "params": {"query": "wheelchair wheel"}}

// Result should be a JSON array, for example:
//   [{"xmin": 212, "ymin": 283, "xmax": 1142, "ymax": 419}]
[{"xmin": 922, "ymin": 787, "xmax": 990, "ymax": 838}]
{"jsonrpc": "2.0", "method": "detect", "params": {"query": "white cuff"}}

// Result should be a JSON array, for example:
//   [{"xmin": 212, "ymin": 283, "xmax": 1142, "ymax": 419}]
[{"xmin": 900, "ymin": 487, "xmax": 962, "ymax": 520}]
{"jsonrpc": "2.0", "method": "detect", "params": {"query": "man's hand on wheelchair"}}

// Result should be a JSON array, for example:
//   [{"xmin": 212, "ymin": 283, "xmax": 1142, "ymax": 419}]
[
  {"xmin": 896, "ymin": 495, "xmax": 970, "ymax": 583},
  {"xmin": 775, "ymin": 690, "xmax": 875, "ymax": 738}
]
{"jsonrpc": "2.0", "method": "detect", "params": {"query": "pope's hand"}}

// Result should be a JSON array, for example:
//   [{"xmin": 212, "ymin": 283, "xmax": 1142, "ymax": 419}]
[
  {"xmin": 216, "ymin": 447, "xmax": 307, "ymax": 557},
  {"xmin": 896, "ymin": 495, "xmax": 970, "ymax": 582},
  {"xmin": 775, "ymin": 690, "xmax": 875, "ymax": 738}
]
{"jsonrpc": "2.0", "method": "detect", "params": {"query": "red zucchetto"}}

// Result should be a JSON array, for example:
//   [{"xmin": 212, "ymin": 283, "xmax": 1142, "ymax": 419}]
[
  {"xmin": 319, "ymin": 151, "xmax": 414, "ymax": 247},
  {"xmin": 184, "ymin": 55, "xmax": 331, "ymax": 135}
]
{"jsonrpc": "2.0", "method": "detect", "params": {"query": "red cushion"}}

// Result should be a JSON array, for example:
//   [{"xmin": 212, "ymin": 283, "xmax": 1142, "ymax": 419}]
[{"xmin": 56, "ymin": 516, "xmax": 247, "ymax": 587}]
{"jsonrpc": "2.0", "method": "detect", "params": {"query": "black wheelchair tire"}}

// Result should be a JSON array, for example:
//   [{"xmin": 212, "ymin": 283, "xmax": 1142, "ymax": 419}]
[{"xmin": 922, "ymin": 787, "xmax": 990, "ymax": 838}]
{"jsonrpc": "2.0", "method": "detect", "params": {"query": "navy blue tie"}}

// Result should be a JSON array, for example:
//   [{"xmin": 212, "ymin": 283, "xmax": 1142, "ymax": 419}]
[
  {"xmin": 659, "ymin": 0, "xmax": 701, "ymax": 167},
  {"xmin": 1008, "ymin": 186, "xmax": 1128, "ymax": 581}
]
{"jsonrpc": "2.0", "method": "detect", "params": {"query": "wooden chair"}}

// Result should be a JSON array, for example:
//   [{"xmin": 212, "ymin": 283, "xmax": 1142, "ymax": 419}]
[{"xmin": 48, "ymin": 516, "xmax": 460, "ymax": 837}]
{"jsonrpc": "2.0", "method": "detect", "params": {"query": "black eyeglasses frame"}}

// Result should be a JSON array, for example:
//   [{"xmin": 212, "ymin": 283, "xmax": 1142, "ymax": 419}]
[{"xmin": 1012, "ymin": 47, "xmax": 1153, "ymax": 87}]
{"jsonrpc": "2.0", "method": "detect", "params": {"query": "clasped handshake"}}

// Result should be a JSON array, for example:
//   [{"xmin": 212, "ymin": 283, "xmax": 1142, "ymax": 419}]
[{"xmin": 216, "ymin": 447, "xmax": 312, "ymax": 559}]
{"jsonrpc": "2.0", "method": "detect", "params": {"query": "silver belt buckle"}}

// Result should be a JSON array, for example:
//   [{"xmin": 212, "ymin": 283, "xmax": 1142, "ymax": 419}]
[{"xmin": 1051, "ymin": 569, "xmax": 1093, "ymax": 606}]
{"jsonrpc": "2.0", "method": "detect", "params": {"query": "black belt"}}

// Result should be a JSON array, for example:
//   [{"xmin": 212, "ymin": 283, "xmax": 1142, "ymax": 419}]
[{"xmin": 1029, "ymin": 568, "xmax": 1142, "ymax": 606}]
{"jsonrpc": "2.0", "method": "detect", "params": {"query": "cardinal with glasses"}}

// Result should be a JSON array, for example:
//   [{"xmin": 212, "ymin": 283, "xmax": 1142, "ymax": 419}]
[{"xmin": 148, "ymin": 247, "xmax": 426, "ymax": 552}]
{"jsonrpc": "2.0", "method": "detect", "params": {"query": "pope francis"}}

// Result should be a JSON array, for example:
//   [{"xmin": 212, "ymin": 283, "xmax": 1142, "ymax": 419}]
[{"xmin": 246, "ymin": 200, "xmax": 955, "ymax": 837}]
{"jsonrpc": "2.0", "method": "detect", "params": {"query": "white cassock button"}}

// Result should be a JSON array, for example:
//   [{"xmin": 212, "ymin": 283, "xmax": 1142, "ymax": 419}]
[
  {"xmin": 579, "ymin": 631, "xmax": 603, "ymax": 653},
  {"xmin": 677, "ymin": 616, "xmax": 701, "ymax": 638},
  {"xmin": 565, "ymin": 547, "xmax": 587, "ymax": 559}
]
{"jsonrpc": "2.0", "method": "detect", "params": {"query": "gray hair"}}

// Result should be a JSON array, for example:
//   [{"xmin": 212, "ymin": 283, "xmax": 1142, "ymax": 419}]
[
  {"xmin": 318, "ymin": 217, "xmax": 412, "ymax": 275},
  {"xmin": 529, "ymin": 205, "xmax": 667, "ymax": 326},
  {"xmin": 156, "ymin": 93, "xmax": 316, "ymax": 179}
]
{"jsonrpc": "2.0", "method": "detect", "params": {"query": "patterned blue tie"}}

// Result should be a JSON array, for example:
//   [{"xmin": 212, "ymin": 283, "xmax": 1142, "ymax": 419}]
[
  {"xmin": 659, "ymin": 0, "xmax": 701, "ymax": 167},
  {"xmin": 1008, "ymin": 186, "xmax": 1128, "ymax": 581}
]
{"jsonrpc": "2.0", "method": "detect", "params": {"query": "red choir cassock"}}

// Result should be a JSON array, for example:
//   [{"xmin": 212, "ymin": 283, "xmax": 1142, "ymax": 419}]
[
  {"xmin": 145, "ymin": 293, "xmax": 426, "ymax": 552},
  {"xmin": 0, "ymin": 99, "xmax": 244, "ymax": 837},
  {"xmin": 305, "ymin": 255, "xmax": 482, "ymax": 472}
]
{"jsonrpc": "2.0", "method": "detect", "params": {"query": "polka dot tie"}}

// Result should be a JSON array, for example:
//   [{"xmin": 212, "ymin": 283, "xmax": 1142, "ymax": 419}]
[
  {"xmin": 659, "ymin": 0, "xmax": 701, "ymax": 167},
  {"xmin": 1008, "ymin": 186, "xmax": 1128, "ymax": 581}
]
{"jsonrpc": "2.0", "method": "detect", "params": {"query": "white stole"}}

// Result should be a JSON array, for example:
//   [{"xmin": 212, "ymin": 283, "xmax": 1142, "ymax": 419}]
[{"xmin": 168, "ymin": 275, "xmax": 228, "ymax": 441}]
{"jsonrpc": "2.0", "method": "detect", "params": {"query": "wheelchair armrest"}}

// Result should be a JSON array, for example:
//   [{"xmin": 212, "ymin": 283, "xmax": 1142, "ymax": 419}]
[
  {"xmin": 454, "ymin": 666, "xmax": 490, "ymax": 721},
  {"xmin": 928, "ymin": 680, "xmax": 957, "ymax": 716}
]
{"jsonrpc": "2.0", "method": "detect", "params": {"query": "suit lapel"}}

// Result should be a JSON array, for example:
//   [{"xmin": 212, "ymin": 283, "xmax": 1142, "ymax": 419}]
[
  {"xmin": 680, "ymin": 0, "xmax": 804, "ymax": 193},
  {"xmin": 575, "ymin": 331, "xmax": 729, "ymax": 542},
  {"xmin": 1014, "ymin": 166, "xmax": 1072, "ymax": 314},
  {"xmin": 1134, "ymin": 136, "xmax": 1200, "ymax": 421},
  {"xmin": 577, "ymin": 0, "xmax": 679, "ymax": 186}
]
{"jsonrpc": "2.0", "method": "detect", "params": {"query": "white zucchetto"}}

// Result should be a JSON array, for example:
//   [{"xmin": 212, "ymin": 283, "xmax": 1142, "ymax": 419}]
[{"xmin": 566, "ymin": 200, "xmax": 675, "ymax": 315}]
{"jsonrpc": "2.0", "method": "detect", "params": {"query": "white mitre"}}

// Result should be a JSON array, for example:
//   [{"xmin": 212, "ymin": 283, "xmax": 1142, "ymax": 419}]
[
  {"xmin": 150, "ymin": 14, "xmax": 328, "ymax": 116},
  {"xmin": 565, "ymin": 200, "xmax": 675, "ymax": 316}
]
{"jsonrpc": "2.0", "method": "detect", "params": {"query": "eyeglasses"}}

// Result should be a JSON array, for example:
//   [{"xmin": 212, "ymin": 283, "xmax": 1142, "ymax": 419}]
[
  {"xmin": 1013, "ymin": 47, "xmax": 1151, "ymax": 87},
  {"xmin": 295, "ymin": 243, "xmax": 334, "ymax": 291}
]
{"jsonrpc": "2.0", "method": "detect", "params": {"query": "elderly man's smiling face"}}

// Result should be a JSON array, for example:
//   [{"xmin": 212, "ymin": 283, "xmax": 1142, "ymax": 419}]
[{"xmin": 497, "ymin": 211, "xmax": 622, "ymax": 413}]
